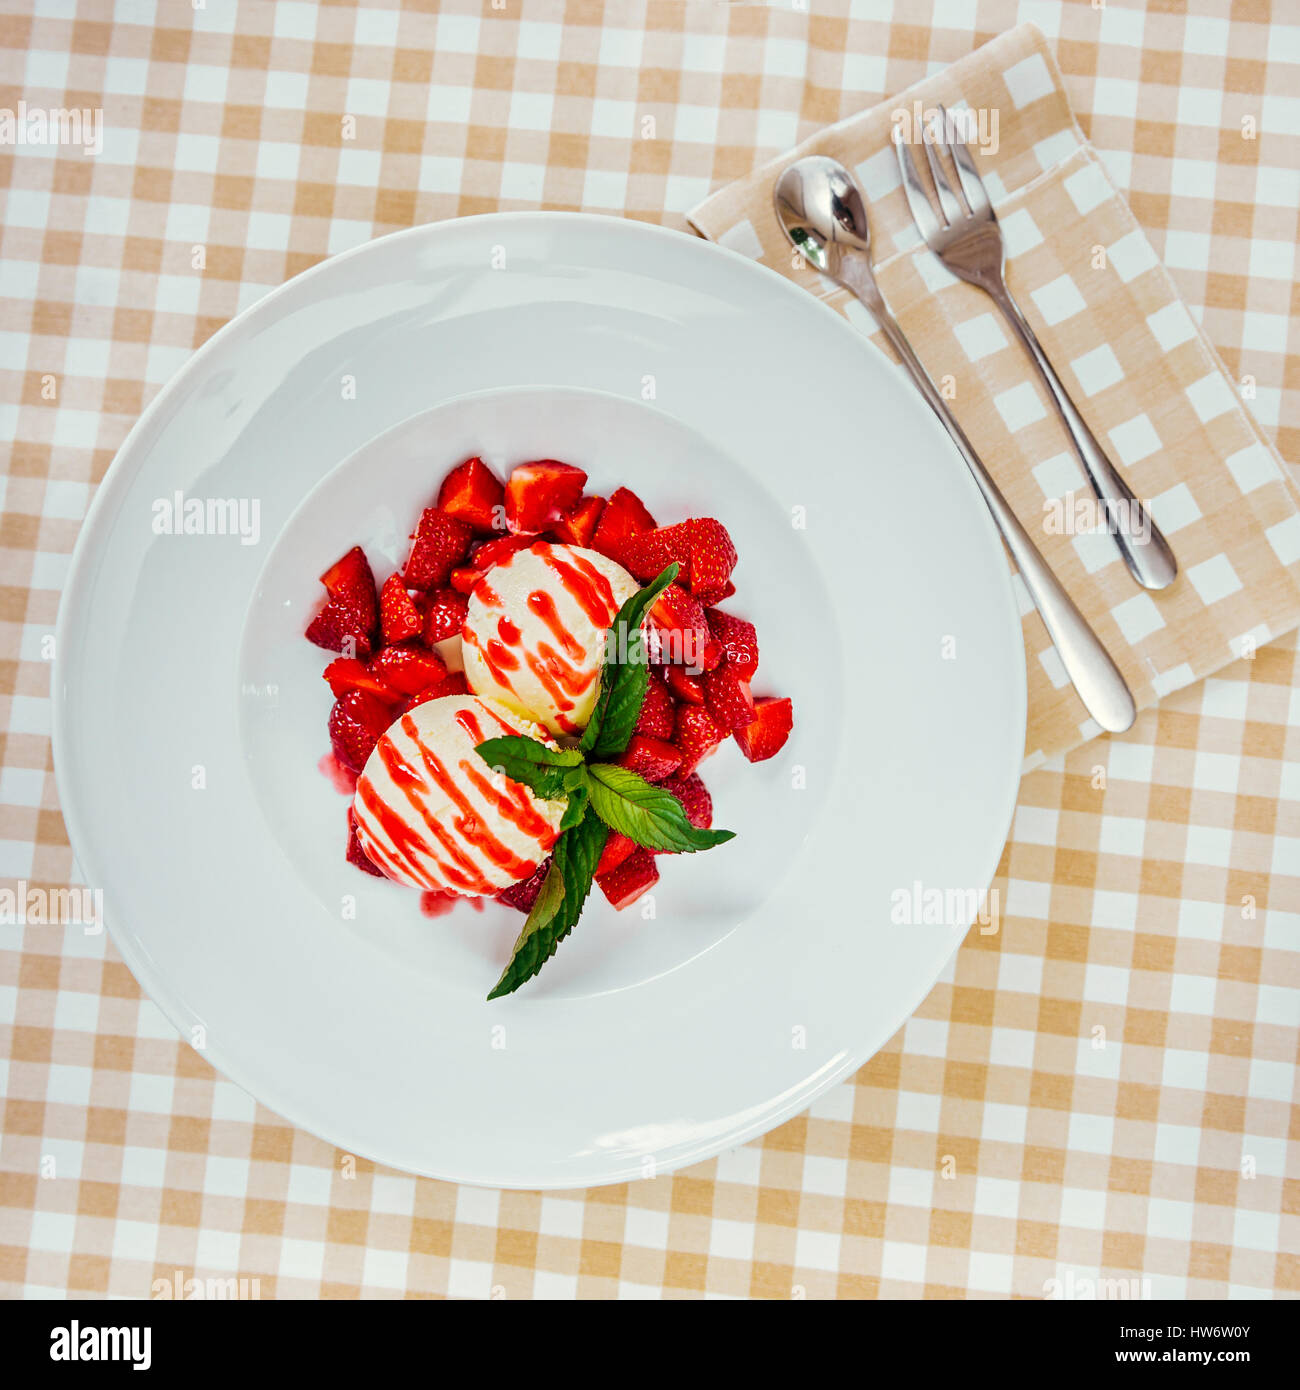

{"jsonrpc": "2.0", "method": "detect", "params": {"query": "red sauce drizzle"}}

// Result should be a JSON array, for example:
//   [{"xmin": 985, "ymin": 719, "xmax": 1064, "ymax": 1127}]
[
  {"xmin": 526, "ymin": 590, "xmax": 585, "ymax": 661},
  {"xmin": 498, "ymin": 616, "xmax": 521, "ymax": 645},
  {"xmin": 354, "ymin": 775, "xmax": 439, "ymax": 889},
  {"xmin": 538, "ymin": 546, "xmax": 618, "ymax": 627}
]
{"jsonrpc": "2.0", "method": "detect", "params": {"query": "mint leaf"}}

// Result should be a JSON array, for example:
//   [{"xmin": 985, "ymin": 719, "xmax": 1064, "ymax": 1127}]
[
  {"xmin": 585, "ymin": 763, "xmax": 736, "ymax": 853},
  {"xmin": 559, "ymin": 782, "xmax": 588, "ymax": 831},
  {"xmin": 475, "ymin": 735, "xmax": 583, "ymax": 799},
  {"xmin": 582, "ymin": 562, "xmax": 679, "ymax": 758},
  {"xmin": 487, "ymin": 810, "xmax": 608, "ymax": 999}
]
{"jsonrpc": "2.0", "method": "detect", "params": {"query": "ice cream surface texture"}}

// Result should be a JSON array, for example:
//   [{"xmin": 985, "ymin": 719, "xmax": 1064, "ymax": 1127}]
[
  {"xmin": 351, "ymin": 694, "xmax": 566, "ymax": 893},
  {"xmin": 461, "ymin": 541, "xmax": 639, "ymax": 737}
]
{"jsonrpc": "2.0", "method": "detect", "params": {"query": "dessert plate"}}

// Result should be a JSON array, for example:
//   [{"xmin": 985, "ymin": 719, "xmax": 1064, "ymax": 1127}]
[{"xmin": 53, "ymin": 213, "xmax": 1025, "ymax": 1188}]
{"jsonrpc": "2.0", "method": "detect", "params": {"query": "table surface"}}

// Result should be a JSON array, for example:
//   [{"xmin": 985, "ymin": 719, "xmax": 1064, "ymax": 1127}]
[{"xmin": 1, "ymin": 0, "xmax": 1297, "ymax": 1299}]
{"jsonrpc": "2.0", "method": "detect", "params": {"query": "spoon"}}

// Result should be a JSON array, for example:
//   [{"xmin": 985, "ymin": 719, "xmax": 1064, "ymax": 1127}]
[{"xmin": 774, "ymin": 155, "xmax": 1135, "ymax": 734}]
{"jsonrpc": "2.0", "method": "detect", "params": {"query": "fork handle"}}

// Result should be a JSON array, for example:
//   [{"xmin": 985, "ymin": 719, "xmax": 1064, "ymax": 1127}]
[
  {"xmin": 842, "ymin": 262, "xmax": 1136, "ymax": 732},
  {"xmin": 991, "ymin": 285, "xmax": 1178, "ymax": 592}
]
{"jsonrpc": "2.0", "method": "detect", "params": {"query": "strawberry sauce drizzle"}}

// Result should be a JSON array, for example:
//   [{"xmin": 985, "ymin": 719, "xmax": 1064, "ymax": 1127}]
[
  {"xmin": 537, "ymin": 546, "xmax": 618, "ymax": 627},
  {"xmin": 525, "ymin": 590, "xmax": 585, "ymax": 661}
]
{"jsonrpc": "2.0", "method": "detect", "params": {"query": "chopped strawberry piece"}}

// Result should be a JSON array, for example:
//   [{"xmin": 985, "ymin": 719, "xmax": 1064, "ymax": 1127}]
[
  {"xmin": 497, "ymin": 857, "xmax": 551, "ymax": 912},
  {"xmin": 705, "ymin": 609, "xmax": 759, "ymax": 681},
  {"xmin": 685, "ymin": 518, "xmax": 737, "ymax": 605},
  {"xmin": 551, "ymin": 494, "xmax": 605, "ymax": 548},
  {"xmin": 700, "ymin": 637, "xmax": 724, "ymax": 671},
  {"xmin": 436, "ymin": 456, "xmax": 505, "ymax": 535},
  {"xmin": 323, "ymin": 657, "xmax": 400, "ymax": 704},
  {"xmin": 597, "ymin": 848, "xmax": 659, "ymax": 910},
  {"xmin": 504, "ymin": 461, "xmax": 588, "ymax": 534},
  {"xmin": 618, "ymin": 734, "xmax": 682, "ymax": 783},
  {"xmin": 634, "ymin": 670, "xmax": 676, "ymax": 741},
  {"xmin": 403, "ymin": 507, "xmax": 472, "ymax": 590},
  {"xmin": 472, "ymin": 534, "xmax": 533, "ymax": 570},
  {"xmin": 396, "ymin": 669, "xmax": 467, "ymax": 712},
  {"xmin": 666, "ymin": 666, "xmax": 706, "ymax": 705},
  {"xmin": 450, "ymin": 565, "xmax": 482, "ymax": 595},
  {"xmin": 622, "ymin": 521, "xmax": 690, "ymax": 583},
  {"xmin": 346, "ymin": 807, "xmax": 385, "ymax": 877},
  {"xmin": 591, "ymin": 486, "xmax": 657, "ymax": 563},
  {"xmin": 369, "ymin": 644, "xmax": 448, "ymax": 696},
  {"xmin": 307, "ymin": 545, "xmax": 378, "ymax": 656},
  {"xmin": 703, "ymin": 664, "xmax": 755, "ymax": 732},
  {"xmin": 734, "ymin": 696, "xmax": 793, "ymax": 763},
  {"xmin": 379, "ymin": 573, "xmax": 424, "ymax": 645},
  {"xmin": 648, "ymin": 584, "xmax": 711, "ymax": 667},
  {"xmin": 423, "ymin": 588, "xmax": 468, "ymax": 644},
  {"xmin": 594, "ymin": 831, "xmax": 636, "ymax": 878},
  {"xmin": 719, "ymin": 580, "xmax": 736, "ymax": 600},
  {"xmin": 674, "ymin": 703, "xmax": 726, "ymax": 776},
  {"xmin": 328, "ymin": 690, "xmax": 393, "ymax": 773},
  {"xmin": 661, "ymin": 773, "xmax": 712, "ymax": 830}
]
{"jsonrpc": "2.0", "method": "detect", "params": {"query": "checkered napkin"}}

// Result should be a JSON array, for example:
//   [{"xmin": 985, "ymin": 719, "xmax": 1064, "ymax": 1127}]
[{"xmin": 688, "ymin": 23, "xmax": 1300, "ymax": 765}]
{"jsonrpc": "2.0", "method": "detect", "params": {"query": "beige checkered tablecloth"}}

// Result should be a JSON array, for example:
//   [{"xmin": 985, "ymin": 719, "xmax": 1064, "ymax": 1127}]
[{"xmin": 1, "ymin": 0, "xmax": 1297, "ymax": 1299}]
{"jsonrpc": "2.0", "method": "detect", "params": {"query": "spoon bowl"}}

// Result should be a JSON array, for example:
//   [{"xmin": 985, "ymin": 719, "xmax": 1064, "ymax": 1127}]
[{"xmin": 773, "ymin": 155, "xmax": 873, "ymax": 277}]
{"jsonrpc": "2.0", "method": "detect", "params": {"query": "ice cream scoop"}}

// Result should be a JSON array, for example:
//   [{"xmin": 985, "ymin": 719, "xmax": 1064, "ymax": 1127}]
[
  {"xmin": 352, "ymin": 694, "xmax": 565, "ymax": 894},
  {"xmin": 461, "ymin": 541, "xmax": 639, "ymax": 738}
]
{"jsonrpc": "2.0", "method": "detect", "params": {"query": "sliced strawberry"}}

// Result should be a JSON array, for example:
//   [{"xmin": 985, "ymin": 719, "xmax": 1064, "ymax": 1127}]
[
  {"xmin": 328, "ymin": 690, "xmax": 393, "ymax": 773},
  {"xmin": 551, "ymin": 494, "xmax": 605, "ymax": 548},
  {"xmin": 665, "ymin": 666, "xmax": 706, "ymax": 705},
  {"xmin": 497, "ymin": 857, "xmax": 551, "ymax": 912},
  {"xmin": 591, "ymin": 486, "xmax": 657, "ymax": 563},
  {"xmin": 706, "ymin": 609, "xmax": 759, "ymax": 681},
  {"xmin": 403, "ymin": 507, "xmax": 473, "ymax": 590},
  {"xmin": 346, "ymin": 807, "xmax": 385, "ymax": 877},
  {"xmin": 321, "ymin": 546, "xmax": 377, "ymax": 605},
  {"xmin": 306, "ymin": 600, "xmax": 375, "ymax": 658},
  {"xmin": 437, "ymin": 456, "xmax": 505, "ymax": 535},
  {"xmin": 618, "ymin": 734, "xmax": 682, "ymax": 783},
  {"xmin": 450, "ymin": 565, "xmax": 481, "ymax": 595},
  {"xmin": 700, "ymin": 637, "xmax": 724, "ymax": 671},
  {"xmin": 323, "ymin": 657, "xmax": 400, "ymax": 704},
  {"xmin": 379, "ymin": 573, "xmax": 424, "ymax": 645},
  {"xmin": 634, "ymin": 670, "xmax": 676, "ymax": 741},
  {"xmin": 307, "ymin": 545, "xmax": 378, "ymax": 655},
  {"xmin": 622, "ymin": 521, "xmax": 691, "ymax": 583},
  {"xmin": 472, "ymin": 533, "xmax": 533, "ymax": 570},
  {"xmin": 596, "ymin": 848, "xmax": 659, "ymax": 910},
  {"xmin": 396, "ymin": 670, "xmax": 467, "ymax": 713},
  {"xmin": 674, "ymin": 703, "xmax": 726, "ymax": 776},
  {"xmin": 504, "ymin": 461, "xmax": 588, "ymax": 534},
  {"xmin": 734, "ymin": 696, "xmax": 793, "ymax": 763},
  {"xmin": 648, "ymin": 583, "xmax": 711, "ymax": 667},
  {"xmin": 369, "ymin": 644, "xmax": 448, "ymax": 696},
  {"xmin": 685, "ymin": 518, "xmax": 737, "ymax": 605},
  {"xmin": 423, "ymin": 588, "xmax": 469, "ymax": 644},
  {"xmin": 703, "ymin": 664, "xmax": 755, "ymax": 732},
  {"xmin": 661, "ymin": 773, "xmax": 712, "ymax": 830},
  {"xmin": 594, "ymin": 831, "xmax": 636, "ymax": 878}
]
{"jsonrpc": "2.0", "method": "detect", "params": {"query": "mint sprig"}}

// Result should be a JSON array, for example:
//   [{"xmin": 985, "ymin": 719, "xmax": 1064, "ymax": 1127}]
[{"xmin": 475, "ymin": 562, "xmax": 732, "ymax": 1000}]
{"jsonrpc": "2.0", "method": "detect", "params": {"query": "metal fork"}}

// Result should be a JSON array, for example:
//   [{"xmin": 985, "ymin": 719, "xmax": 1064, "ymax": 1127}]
[{"xmin": 894, "ymin": 109, "xmax": 1177, "ymax": 592}]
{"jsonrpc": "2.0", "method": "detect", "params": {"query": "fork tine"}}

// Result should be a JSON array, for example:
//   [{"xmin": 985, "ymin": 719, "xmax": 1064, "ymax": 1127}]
[
  {"xmin": 892, "ymin": 125, "xmax": 943, "ymax": 244},
  {"xmin": 936, "ymin": 104, "xmax": 991, "ymax": 219},
  {"xmin": 922, "ymin": 115, "xmax": 966, "ymax": 224}
]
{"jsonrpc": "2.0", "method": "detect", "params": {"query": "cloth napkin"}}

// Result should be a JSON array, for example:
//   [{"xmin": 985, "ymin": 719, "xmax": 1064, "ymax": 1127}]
[{"xmin": 688, "ymin": 23, "xmax": 1300, "ymax": 766}]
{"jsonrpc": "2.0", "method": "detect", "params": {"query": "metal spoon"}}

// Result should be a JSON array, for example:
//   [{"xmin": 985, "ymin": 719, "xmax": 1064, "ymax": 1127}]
[{"xmin": 773, "ymin": 155, "xmax": 1135, "ymax": 734}]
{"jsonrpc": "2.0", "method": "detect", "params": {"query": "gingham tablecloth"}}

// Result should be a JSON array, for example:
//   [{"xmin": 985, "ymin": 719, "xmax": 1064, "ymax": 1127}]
[{"xmin": 2, "ymin": 0, "xmax": 1297, "ymax": 1300}]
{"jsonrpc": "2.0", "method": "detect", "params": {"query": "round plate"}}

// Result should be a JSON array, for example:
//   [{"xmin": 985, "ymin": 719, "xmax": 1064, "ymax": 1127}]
[{"xmin": 53, "ymin": 213, "xmax": 1025, "ymax": 1188}]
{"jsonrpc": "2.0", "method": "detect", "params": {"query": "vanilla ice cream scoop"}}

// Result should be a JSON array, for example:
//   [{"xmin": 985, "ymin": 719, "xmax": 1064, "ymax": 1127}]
[
  {"xmin": 461, "ymin": 541, "xmax": 639, "ymax": 738},
  {"xmin": 352, "ymin": 694, "xmax": 566, "ymax": 894}
]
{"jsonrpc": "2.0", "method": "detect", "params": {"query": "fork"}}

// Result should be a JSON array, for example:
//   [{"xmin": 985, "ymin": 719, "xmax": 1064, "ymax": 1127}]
[{"xmin": 893, "ymin": 110, "xmax": 1178, "ymax": 592}]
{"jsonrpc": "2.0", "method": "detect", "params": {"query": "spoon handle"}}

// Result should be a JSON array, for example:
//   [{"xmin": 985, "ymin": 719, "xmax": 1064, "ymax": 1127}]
[{"xmin": 840, "ymin": 257, "xmax": 1136, "ymax": 734}]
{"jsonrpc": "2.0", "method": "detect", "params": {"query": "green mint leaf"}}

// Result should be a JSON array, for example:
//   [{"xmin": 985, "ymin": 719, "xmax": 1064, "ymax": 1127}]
[
  {"xmin": 585, "ymin": 763, "xmax": 736, "ymax": 853},
  {"xmin": 475, "ymin": 735, "xmax": 583, "ymax": 799},
  {"xmin": 559, "ymin": 783, "xmax": 588, "ymax": 831},
  {"xmin": 487, "ymin": 809, "xmax": 608, "ymax": 1000},
  {"xmin": 582, "ymin": 563, "xmax": 679, "ymax": 757}
]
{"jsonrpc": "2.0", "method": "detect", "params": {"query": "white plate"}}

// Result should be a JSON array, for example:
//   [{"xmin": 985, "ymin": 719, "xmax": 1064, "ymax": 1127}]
[{"xmin": 53, "ymin": 213, "xmax": 1025, "ymax": 1188}]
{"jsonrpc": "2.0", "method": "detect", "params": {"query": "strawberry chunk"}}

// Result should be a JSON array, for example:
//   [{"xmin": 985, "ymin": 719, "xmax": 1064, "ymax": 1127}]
[
  {"xmin": 403, "ymin": 507, "xmax": 472, "ymax": 590},
  {"xmin": 551, "ymin": 494, "xmax": 605, "ymax": 548},
  {"xmin": 328, "ymin": 690, "xmax": 393, "ymax": 773},
  {"xmin": 369, "ymin": 644, "xmax": 448, "ymax": 696},
  {"xmin": 622, "ymin": 521, "xmax": 690, "ymax": 583},
  {"xmin": 703, "ymin": 664, "xmax": 755, "ymax": 732},
  {"xmin": 618, "ymin": 734, "xmax": 682, "ymax": 783},
  {"xmin": 346, "ymin": 807, "xmax": 385, "ymax": 877},
  {"xmin": 685, "ymin": 518, "xmax": 737, "ymax": 605},
  {"xmin": 321, "ymin": 546, "xmax": 376, "ymax": 605},
  {"xmin": 705, "ymin": 609, "xmax": 759, "ymax": 681},
  {"xmin": 594, "ymin": 831, "xmax": 636, "ymax": 878},
  {"xmin": 648, "ymin": 584, "xmax": 711, "ymax": 668},
  {"xmin": 497, "ymin": 857, "xmax": 551, "ymax": 912},
  {"xmin": 396, "ymin": 669, "xmax": 468, "ymax": 714},
  {"xmin": 472, "ymin": 534, "xmax": 533, "ymax": 570},
  {"xmin": 591, "ymin": 486, "xmax": 657, "ymax": 563},
  {"xmin": 450, "ymin": 565, "xmax": 482, "ymax": 595},
  {"xmin": 597, "ymin": 848, "xmax": 659, "ymax": 910},
  {"xmin": 634, "ymin": 670, "xmax": 676, "ymax": 741},
  {"xmin": 323, "ymin": 657, "xmax": 400, "ymax": 704},
  {"xmin": 661, "ymin": 773, "xmax": 712, "ymax": 830},
  {"xmin": 436, "ymin": 456, "xmax": 505, "ymax": 535},
  {"xmin": 734, "ymin": 696, "xmax": 793, "ymax": 763},
  {"xmin": 674, "ymin": 703, "xmax": 726, "ymax": 776},
  {"xmin": 504, "ymin": 461, "xmax": 587, "ymax": 534},
  {"xmin": 665, "ymin": 666, "xmax": 705, "ymax": 705},
  {"xmin": 423, "ymin": 588, "xmax": 469, "ymax": 644},
  {"xmin": 379, "ymin": 573, "xmax": 424, "ymax": 645},
  {"xmin": 306, "ymin": 545, "xmax": 378, "ymax": 656},
  {"xmin": 306, "ymin": 600, "xmax": 376, "ymax": 658}
]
